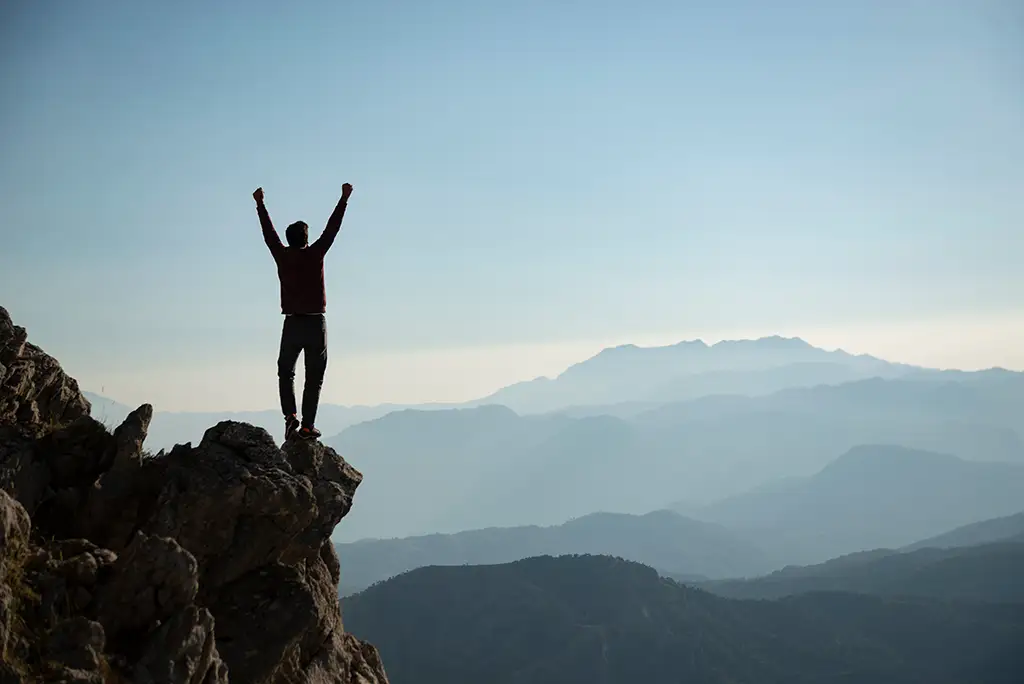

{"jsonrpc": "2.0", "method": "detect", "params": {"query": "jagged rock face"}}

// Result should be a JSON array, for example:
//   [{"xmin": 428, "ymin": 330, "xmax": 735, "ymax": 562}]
[
  {"xmin": 0, "ymin": 307, "xmax": 91, "ymax": 434},
  {"xmin": 1, "ymin": 489, "xmax": 31, "ymax": 663},
  {"xmin": 0, "ymin": 306, "xmax": 389, "ymax": 684}
]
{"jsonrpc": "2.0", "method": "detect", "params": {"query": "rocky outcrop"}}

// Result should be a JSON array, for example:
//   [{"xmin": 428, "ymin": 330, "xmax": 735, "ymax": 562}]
[
  {"xmin": 0, "ymin": 306, "xmax": 389, "ymax": 684},
  {"xmin": 0, "ymin": 308, "xmax": 90, "ymax": 435}
]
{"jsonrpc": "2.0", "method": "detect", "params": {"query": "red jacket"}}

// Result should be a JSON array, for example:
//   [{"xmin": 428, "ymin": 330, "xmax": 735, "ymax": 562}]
[{"xmin": 258, "ymin": 199, "xmax": 348, "ymax": 315}]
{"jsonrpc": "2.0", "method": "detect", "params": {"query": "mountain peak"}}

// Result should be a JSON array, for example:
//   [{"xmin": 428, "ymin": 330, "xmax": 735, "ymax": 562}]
[
  {"xmin": 711, "ymin": 335, "xmax": 814, "ymax": 350},
  {"xmin": 477, "ymin": 330, "xmax": 909, "ymax": 415},
  {"xmin": 583, "ymin": 335, "xmax": 818, "ymax": 365},
  {"xmin": 672, "ymin": 339, "xmax": 712, "ymax": 348},
  {"xmin": 596, "ymin": 335, "xmax": 816, "ymax": 357}
]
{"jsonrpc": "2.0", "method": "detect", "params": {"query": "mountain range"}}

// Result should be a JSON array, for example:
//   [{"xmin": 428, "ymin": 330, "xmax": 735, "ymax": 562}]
[
  {"xmin": 682, "ymin": 444, "xmax": 1024, "ymax": 564},
  {"xmin": 85, "ymin": 337, "xmax": 1024, "ymax": 549},
  {"xmin": 331, "ymin": 400, "xmax": 1024, "ymax": 542},
  {"xmin": 86, "ymin": 335, "xmax": 1024, "ymax": 453},
  {"xmin": 904, "ymin": 510, "xmax": 1024, "ymax": 551},
  {"xmin": 334, "ymin": 443, "xmax": 1024, "ymax": 592},
  {"xmin": 699, "ymin": 539, "xmax": 1024, "ymax": 603},
  {"xmin": 467, "ymin": 336, "xmax": 913, "ymax": 413},
  {"xmin": 336, "ymin": 510, "xmax": 773, "ymax": 596},
  {"xmin": 343, "ymin": 554, "xmax": 1024, "ymax": 684}
]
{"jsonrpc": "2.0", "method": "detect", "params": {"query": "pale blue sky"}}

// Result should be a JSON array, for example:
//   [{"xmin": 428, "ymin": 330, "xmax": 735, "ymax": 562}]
[{"xmin": 2, "ymin": 0, "xmax": 1022, "ymax": 410}]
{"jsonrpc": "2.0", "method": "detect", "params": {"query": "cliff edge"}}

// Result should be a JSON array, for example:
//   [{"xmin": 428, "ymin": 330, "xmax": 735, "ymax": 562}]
[{"xmin": 0, "ymin": 306, "xmax": 389, "ymax": 683}]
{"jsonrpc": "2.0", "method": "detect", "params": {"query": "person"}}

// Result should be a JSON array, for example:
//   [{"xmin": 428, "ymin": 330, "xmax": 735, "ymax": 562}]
[{"xmin": 253, "ymin": 183, "xmax": 353, "ymax": 441}]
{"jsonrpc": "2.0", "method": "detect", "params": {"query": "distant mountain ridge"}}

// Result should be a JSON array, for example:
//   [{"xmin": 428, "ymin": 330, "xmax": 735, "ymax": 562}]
[
  {"xmin": 87, "ymin": 337, "xmax": 1024, "ymax": 548},
  {"xmin": 903, "ymin": 511, "xmax": 1024, "ymax": 551},
  {"xmin": 87, "ymin": 335, "xmax": 1024, "ymax": 452},
  {"xmin": 332, "ymin": 378, "xmax": 1024, "ymax": 541},
  {"xmin": 638, "ymin": 371, "xmax": 1024, "ymax": 426},
  {"xmin": 334, "ymin": 510, "xmax": 773, "ymax": 596},
  {"xmin": 685, "ymin": 444, "xmax": 1024, "ymax": 564},
  {"xmin": 469, "ymin": 335, "xmax": 917, "ymax": 413},
  {"xmin": 700, "ymin": 539, "xmax": 1024, "ymax": 603}
]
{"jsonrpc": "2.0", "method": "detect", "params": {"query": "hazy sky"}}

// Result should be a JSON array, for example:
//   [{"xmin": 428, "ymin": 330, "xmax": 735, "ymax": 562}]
[{"xmin": 2, "ymin": 0, "xmax": 1022, "ymax": 411}]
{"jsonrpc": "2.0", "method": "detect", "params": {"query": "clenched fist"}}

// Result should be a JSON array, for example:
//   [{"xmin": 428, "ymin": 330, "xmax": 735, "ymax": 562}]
[
  {"xmin": 342, "ymin": 183, "xmax": 353, "ymax": 200},
  {"xmin": 253, "ymin": 187, "xmax": 264, "ymax": 204}
]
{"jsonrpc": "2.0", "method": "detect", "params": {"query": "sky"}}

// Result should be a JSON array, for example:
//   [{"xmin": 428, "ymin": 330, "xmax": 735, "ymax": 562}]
[{"xmin": 1, "ymin": 0, "xmax": 1022, "ymax": 411}]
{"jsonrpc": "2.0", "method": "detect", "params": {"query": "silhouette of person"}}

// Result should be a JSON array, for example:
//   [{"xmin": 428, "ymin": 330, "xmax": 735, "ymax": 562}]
[{"xmin": 253, "ymin": 183, "xmax": 353, "ymax": 441}]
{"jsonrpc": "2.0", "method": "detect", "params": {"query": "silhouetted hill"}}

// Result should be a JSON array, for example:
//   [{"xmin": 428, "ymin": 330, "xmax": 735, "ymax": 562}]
[
  {"xmin": 344, "ymin": 554, "xmax": 1024, "ymax": 684},
  {"xmin": 700, "ymin": 540, "xmax": 1024, "ymax": 603},
  {"xmin": 903, "ymin": 511, "xmax": 1024, "ymax": 551},
  {"xmin": 331, "ymin": 376, "xmax": 1024, "ymax": 541},
  {"xmin": 686, "ymin": 445, "xmax": 1024, "ymax": 564},
  {"xmin": 472, "ymin": 336, "xmax": 910, "ymax": 413},
  {"xmin": 335, "ymin": 510, "xmax": 772, "ymax": 595}
]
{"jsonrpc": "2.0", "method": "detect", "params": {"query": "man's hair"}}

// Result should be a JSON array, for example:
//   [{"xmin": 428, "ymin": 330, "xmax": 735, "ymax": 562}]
[{"xmin": 285, "ymin": 221, "xmax": 309, "ymax": 248}]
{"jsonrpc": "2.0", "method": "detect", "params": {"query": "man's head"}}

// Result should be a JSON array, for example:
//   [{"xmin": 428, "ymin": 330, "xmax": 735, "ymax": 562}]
[{"xmin": 285, "ymin": 221, "xmax": 309, "ymax": 248}]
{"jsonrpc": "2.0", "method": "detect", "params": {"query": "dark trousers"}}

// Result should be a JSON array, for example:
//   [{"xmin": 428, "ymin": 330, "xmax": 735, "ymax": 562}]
[{"xmin": 278, "ymin": 314, "xmax": 328, "ymax": 427}]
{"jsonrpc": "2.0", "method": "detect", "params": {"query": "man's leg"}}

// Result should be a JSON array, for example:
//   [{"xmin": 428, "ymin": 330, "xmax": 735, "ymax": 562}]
[
  {"xmin": 277, "ymin": 317, "xmax": 303, "ymax": 421},
  {"xmin": 300, "ymin": 314, "xmax": 328, "ymax": 430}
]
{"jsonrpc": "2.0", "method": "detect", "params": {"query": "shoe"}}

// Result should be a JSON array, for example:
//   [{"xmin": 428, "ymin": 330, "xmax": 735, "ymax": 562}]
[
  {"xmin": 284, "ymin": 414, "xmax": 300, "ymax": 441},
  {"xmin": 297, "ymin": 425, "xmax": 322, "ymax": 440}
]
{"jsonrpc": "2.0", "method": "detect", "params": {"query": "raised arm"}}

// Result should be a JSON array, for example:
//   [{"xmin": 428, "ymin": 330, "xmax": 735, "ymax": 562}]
[
  {"xmin": 310, "ymin": 183, "xmax": 353, "ymax": 256},
  {"xmin": 254, "ymin": 187, "xmax": 284, "ymax": 259}
]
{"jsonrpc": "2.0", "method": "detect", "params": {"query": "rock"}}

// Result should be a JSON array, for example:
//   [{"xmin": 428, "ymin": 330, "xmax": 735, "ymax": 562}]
[
  {"xmin": 211, "ymin": 561, "xmax": 327, "ymax": 682},
  {"xmin": 141, "ymin": 424, "xmax": 390, "ymax": 682},
  {"xmin": 320, "ymin": 540, "xmax": 342, "ymax": 591},
  {"xmin": 38, "ymin": 416, "xmax": 116, "ymax": 490},
  {"xmin": 71, "ymin": 586, "xmax": 93, "ymax": 612},
  {"xmin": 0, "ymin": 306, "xmax": 90, "ymax": 435},
  {"xmin": 35, "ymin": 409, "xmax": 164, "ymax": 550},
  {"xmin": 51, "ymin": 539, "xmax": 102, "ymax": 560},
  {"xmin": 321, "ymin": 632, "xmax": 390, "ymax": 684},
  {"xmin": 0, "ymin": 489, "xmax": 30, "ymax": 550},
  {"xmin": 46, "ymin": 666, "xmax": 105, "ymax": 684},
  {"xmin": 134, "ymin": 606, "xmax": 228, "ymax": 684},
  {"xmin": 36, "ymin": 573, "xmax": 73, "ymax": 628},
  {"xmin": 50, "ymin": 552, "xmax": 100, "ymax": 590},
  {"xmin": 110, "ymin": 404, "xmax": 154, "ymax": 472},
  {"xmin": 96, "ymin": 532, "xmax": 199, "ymax": 641},
  {"xmin": 31, "ymin": 402, "xmax": 153, "ymax": 536},
  {"xmin": 71, "ymin": 447, "xmax": 171, "ymax": 553},
  {"xmin": 0, "ymin": 427, "xmax": 48, "ymax": 514},
  {"xmin": 46, "ymin": 616, "xmax": 106, "ymax": 672},
  {"xmin": 0, "ymin": 306, "xmax": 391, "ymax": 683},
  {"xmin": 0, "ymin": 663, "xmax": 24, "ymax": 684},
  {"xmin": 145, "ymin": 423, "xmax": 319, "ymax": 594},
  {"xmin": 1, "ymin": 490, "xmax": 31, "ymax": 662},
  {"xmin": 281, "ymin": 439, "xmax": 363, "ymax": 567}
]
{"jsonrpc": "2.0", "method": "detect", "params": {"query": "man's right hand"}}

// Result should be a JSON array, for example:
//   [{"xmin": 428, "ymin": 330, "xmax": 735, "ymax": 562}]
[
  {"xmin": 341, "ymin": 183, "xmax": 353, "ymax": 200},
  {"xmin": 253, "ymin": 187, "xmax": 264, "ymax": 204}
]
